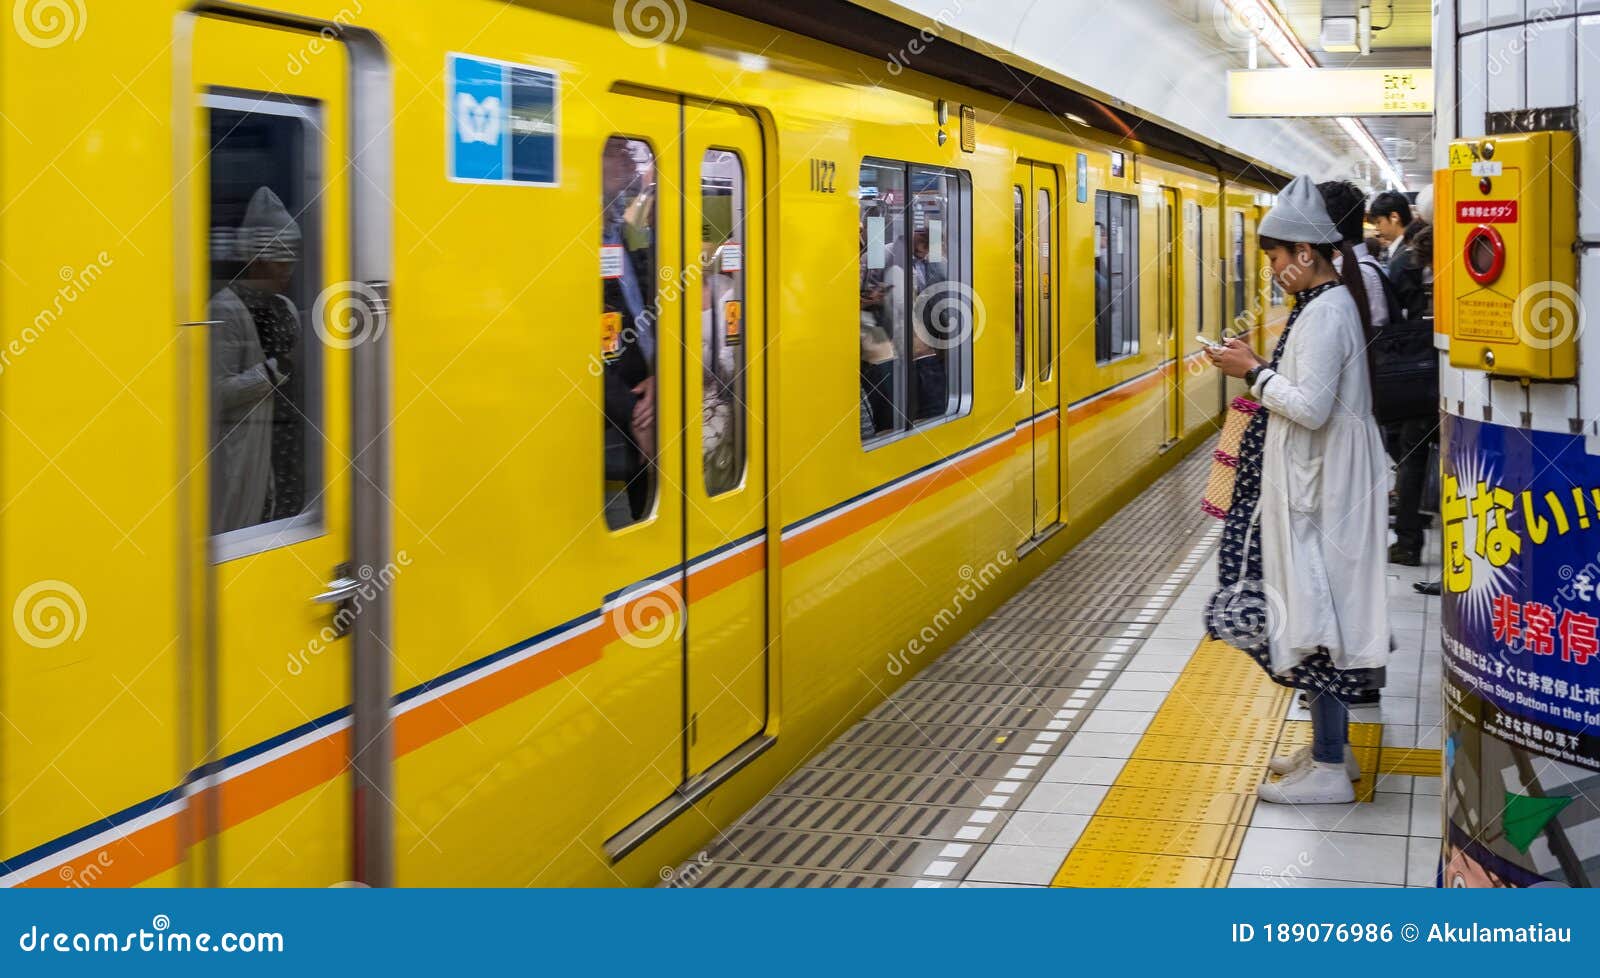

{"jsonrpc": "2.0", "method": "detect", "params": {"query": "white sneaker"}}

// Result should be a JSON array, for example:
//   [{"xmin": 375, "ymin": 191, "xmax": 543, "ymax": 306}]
[
  {"xmin": 1258, "ymin": 760, "xmax": 1357, "ymax": 804},
  {"xmin": 1266, "ymin": 745, "xmax": 1360, "ymax": 780}
]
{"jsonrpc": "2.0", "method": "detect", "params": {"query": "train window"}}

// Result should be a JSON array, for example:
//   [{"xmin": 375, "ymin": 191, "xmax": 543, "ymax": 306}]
[
  {"xmin": 859, "ymin": 160, "xmax": 904, "ymax": 438},
  {"xmin": 1185, "ymin": 201, "xmax": 1202, "ymax": 336},
  {"xmin": 1036, "ymin": 186, "xmax": 1052, "ymax": 382},
  {"xmin": 1013, "ymin": 185, "xmax": 1024, "ymax": 390},
  {"xmin": 601, "ymin": 136, "xmax": 659, "ymax": 530},
  {"xmin": 1231, "ymin": 211, "xmax": 1246, "ymax": 330},
  {"xmin": 205, "ymin": 96, "xmax": 324, "ymax": 551},
  {"xmin": 858, "ymin": 158, "xmax": 972, "ymax": 443},
  {"xmin": 1196, "ymin": 204, "xmax": 1203, "ymax": 332},
  {"xmin": 701, "ymin": 149, "xmax": 746, "ymax": 496},
  {"xmin": 1094, "ymin": 190, "xmax": 1139, "ymax": 363}
]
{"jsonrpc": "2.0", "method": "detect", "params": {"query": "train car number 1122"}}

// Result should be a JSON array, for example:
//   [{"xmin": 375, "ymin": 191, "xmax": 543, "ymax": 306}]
[{"xmin": 809, "ymin": 158, "xmax": 836, "ymax": 194}]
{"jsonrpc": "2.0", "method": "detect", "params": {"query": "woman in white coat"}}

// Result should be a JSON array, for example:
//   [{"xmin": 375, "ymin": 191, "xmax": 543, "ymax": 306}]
[{"xmin": 1205, "ymin": 175, "xmax": 1391, "ymax": 805}]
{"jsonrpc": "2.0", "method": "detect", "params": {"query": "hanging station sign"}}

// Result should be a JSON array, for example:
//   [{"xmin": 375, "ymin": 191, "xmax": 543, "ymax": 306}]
[{"xmin": 1226, "ymin": 67, "xmax": 1433, "ymax": 117}]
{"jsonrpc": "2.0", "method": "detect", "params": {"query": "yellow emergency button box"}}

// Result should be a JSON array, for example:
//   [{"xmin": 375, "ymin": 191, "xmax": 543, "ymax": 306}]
[{"xmin": 1445, "ymin": 130, "xmax": 1577, "ymax": 379}]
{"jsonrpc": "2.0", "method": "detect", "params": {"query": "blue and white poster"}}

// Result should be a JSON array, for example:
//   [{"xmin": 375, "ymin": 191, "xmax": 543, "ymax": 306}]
[
  {"xmin": 447, "ymin": 53, "xmax": 558, "ymax": 186},
  {"xmin": 1440, "ymin": 414, "xmax": 1600, "ymax": 888}
]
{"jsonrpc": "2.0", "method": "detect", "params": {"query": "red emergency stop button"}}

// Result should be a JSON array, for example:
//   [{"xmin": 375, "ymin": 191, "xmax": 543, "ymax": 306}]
[{"xmin": 1463, "ymin": 225, "xmax": 1505, "ymax": 285}]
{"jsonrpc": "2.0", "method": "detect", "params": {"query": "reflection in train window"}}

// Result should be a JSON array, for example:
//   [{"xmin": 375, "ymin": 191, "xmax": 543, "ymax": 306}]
[
  {"xmin": 601, "ymin": 136, "xmax": 659, "ymax": 530},
  {"xmin": 1094, "ymin": 190, "xmax": 1139, "ymax": 363},
  {"xmin": 858, "ymin": 158, "xmax": 972, "ymax": 444},
  {"xmin": 1036, "ymin": 186, "xmax": 1052, "ymax": 382},
  {"xmin": 1013, "ymin": 185, "xmax": 1024, "ymax": 390},
  {"xmin": 1185, "ymin": 201, "xmax": 1202, "ymax": 337},
  {"xmin": 701, "ymin": 149, "xmax": 746, "ymax": 497},
  {"xmin": 1232, "ymin": 211, "xmax": 1247, "ymax": 330},
  {"xmin": 205, "ymin": 96, "xmax": 323, "ymax": 547},
  {"xmin": 1196, "ymin": 202, "xmax": 1203, "ymax": 332}
]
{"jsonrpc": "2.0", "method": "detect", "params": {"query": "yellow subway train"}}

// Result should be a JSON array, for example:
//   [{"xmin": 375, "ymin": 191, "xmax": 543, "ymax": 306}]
[{"xmin": 0, "ymin": 0, "xmax": 1284, "ymax": 887}]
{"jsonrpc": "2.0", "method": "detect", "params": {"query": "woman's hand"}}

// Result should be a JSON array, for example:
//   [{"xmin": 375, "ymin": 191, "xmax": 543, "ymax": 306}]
[{"xmin": 1207, "ymin": 338, "xmax": 1265, "ymax": 379}]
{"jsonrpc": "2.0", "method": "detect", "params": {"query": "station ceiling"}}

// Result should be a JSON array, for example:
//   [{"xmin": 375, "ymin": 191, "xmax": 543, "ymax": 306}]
[
  {"xmin": 1275, "ymin": 0, "xmax": 1435, "ymax": 192},
  {"xmin": 1277, "ymin": 0, "xmax": 1435, "ymax": 52}
]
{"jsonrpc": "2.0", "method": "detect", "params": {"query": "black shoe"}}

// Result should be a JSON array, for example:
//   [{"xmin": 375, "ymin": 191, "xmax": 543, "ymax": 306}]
[
  {"xmin": 1388, "ymin": 544, "xmax": 1422, "ymax": 567},
  {"xmin": 1413, "ymin": 579, "xmax": 1441, "ymax": 596}
]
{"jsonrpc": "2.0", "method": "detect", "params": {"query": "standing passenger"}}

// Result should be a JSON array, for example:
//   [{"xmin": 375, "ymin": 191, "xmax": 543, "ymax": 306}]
[
  {"xmin": 208, "ymin": 186, "xmax": 302, "ymax": 533},
  {"xmin": 601, "ymin": 138, "xmax": 657, "ymax": 523},
  {"xmin": 1319, "ymin": 180, "xmax": 1390, "ymax": 333},
  {"xmin": 1204, "ymin": 176, "xmax": 1391, "ymax": 805}
]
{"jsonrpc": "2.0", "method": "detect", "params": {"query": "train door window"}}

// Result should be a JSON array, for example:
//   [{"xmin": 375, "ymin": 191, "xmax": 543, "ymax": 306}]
[
  {"xmin": 1094, "ymin": 190, "xmax": 1139, "ymax": 363},
  {"xmin": 908, "ymin": 166, "xmax": 967, "ymax": 427},
  {"xmin": 1035, "ymin": 186, "xmax": 1052, "ymax": 382},
  {"xmin": 206, "ymin": 98, "xmax": 323, "ymax": 547},
  {"xmin": 1185, "ymin": 201, "xmax": 1202, "ymax": 334},
  {"xmin": 1013, "ymin": 185, "xmax": 1024, "ymax": 390},
  {"xmin": 1231, "ymin": 211, "xmax": 1246, "ymax": 329},
  {"xmin": 859, "ymin": 160, "xmax": 905, "ymax": 440},
  {"xmin": 601, "ymin": 136, "xmax": 659, "ymax": 530},
  {"xmin": 700, "ymin": 149, "xmax": 746, "ymax": 496},
  {"xmin": 858, "ymin": 158, "xmax": 972, "ymax": 444},
  {"xmin": 1196, "ymin": 206, "xmax": 1203, "ymax": 332}
]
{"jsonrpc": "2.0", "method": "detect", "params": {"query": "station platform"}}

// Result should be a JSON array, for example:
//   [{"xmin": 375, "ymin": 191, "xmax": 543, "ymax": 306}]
[{"xmin": 676, "ymin": 441, "xmax": 1445, "ymax": 888}]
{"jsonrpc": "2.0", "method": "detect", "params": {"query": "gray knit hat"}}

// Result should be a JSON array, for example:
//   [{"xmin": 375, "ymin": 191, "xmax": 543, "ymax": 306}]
[
  {"xmin": 1259, "ymin": 174, "xmax": 1342, "ymax": 245},
  {"xmin": 238, "ymin": 186, "xmax": 303, "ymax": 263}
]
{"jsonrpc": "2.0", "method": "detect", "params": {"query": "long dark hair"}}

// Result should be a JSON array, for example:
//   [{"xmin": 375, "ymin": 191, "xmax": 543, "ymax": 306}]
[
  {"xmin": 1258, "ymin": 235, "xmax": 1374, "ymax": 337},
  {"xmin": 1260, "ymin": 235, "xmax": 1377, "ymax": 403}
]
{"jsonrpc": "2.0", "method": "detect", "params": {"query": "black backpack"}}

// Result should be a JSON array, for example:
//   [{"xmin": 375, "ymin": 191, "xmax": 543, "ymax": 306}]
[
  {"xmin": 1359, "ymin": 257, "xmax": 1438, "ymax": 425},
  {"xmin": 1359, "ymin": 256, "xmax": 1406, "ymax": 330}
]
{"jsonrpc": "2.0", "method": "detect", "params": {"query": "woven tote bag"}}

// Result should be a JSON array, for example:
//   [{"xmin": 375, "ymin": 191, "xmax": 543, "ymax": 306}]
[{"xmin": 1201, "ymin": 395, "xmax": 1261, "ymax": 519}]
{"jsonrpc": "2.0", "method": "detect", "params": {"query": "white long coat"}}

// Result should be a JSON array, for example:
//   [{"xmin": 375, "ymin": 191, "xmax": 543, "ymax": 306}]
[
  {"xmin": 207, "ymin": 286, "xmax": 278, "ymax": 532},
  {"xmin": 1250, "ymin": 285, "xmax": 1390, "ymax": 673}
]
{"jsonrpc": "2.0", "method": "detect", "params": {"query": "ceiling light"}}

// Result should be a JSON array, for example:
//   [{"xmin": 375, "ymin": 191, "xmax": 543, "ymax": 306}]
[
  {"xmin": 1321, "ymin": 16, "xmax": 1359, "ymax": 52},
  {"xmin": 1225, "ymin": 0, "xmax": 1406, "ymax": 190}
]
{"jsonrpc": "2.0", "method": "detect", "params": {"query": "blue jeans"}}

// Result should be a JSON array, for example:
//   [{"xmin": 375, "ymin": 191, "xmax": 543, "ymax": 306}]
[{"xmin": 1310, "ymin": 690, "xmax": 1349, "ymax": 763}]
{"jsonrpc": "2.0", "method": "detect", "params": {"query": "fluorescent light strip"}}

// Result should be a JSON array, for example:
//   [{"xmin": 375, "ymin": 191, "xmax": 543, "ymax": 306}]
[{"xmin": 1227, "ymin": 0, "xmax": 1407, "ymax": 191}]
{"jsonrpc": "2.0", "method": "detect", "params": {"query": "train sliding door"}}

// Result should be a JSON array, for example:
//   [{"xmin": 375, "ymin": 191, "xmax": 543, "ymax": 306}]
[
  {"xmin": 1013, "ymin": 160, "xmax": 1061, "ymax": 547},
  {"xmin": 184, "ymin": 15, "xmax": 369, "ymax": 886},
  {"xmin": 601, "ymin": 94, "xmax": 771, "ymax": 858},
  {"xmin": 682, "ymin": 103, "xmax": 768, "ymax": 779}
]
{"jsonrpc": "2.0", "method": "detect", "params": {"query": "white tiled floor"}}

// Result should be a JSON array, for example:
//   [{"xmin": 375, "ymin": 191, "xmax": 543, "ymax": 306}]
[
  {"xmin": 966, "ymin": 843, "xmax": 1071, "ymax": 886},
  {"xmin": 1008, "ymin": 510, "xmax": 1448, "ymax": 889}
]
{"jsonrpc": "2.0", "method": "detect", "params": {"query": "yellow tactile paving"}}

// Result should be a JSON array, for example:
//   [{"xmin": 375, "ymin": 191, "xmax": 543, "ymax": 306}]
[
  {"xmin": 1050, "ymin": 636, "xmax": 1397, "ymax": 887},
  {"xmin": 1378, "ymin": 746, "xmax": 1443, "ymax": 776},
  {"xmin": 1278, "ymin": 719, "xmax": 1383, "ymax": 747},
  {"xmin": 1075, "ymin": 816, "xmax": 1243, "ymax": 860},
  {"xmin": 1147, "ymin": 713, "xmax": 1283, "ymax": 743},
  {"xmin": 1152, "ymin": 692, "xmax": 1286, "ymax": 721},
  {"xmin": 1169, "ymin": 671, "xmax": 1285, "ymax": 698},
  {"xmin": 1052, "ymin": 849, "xmax": 1219, "ymax": 888},
  {"xmin": 1112, "ymin": 759, "xmax": 1264, "ymax": 794},
  {"xmin": 1097, "ymin": 786, "xmax": 1250, "ymax": 824},
  {"xmin": 1130, "ymin": 734, "xmax": 1277, "ymax": 767}
]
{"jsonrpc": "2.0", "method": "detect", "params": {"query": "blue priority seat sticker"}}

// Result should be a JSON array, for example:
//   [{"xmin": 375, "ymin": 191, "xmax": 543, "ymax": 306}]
[{"xmin": 447, "ymin": 53, "xmax": 558, "ymax": 186}]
